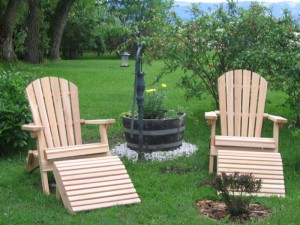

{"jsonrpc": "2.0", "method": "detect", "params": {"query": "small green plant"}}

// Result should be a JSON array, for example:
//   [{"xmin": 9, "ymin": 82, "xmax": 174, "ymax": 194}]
[
  {"xmin": 123, "ymin": 83, "xmax": 184, "ymax": 120},
  {"xmin": 143, "ymin": 83, "xmax": 181, "ymax": 119},
  {"xmin": 212, "ymin": 172, "xmax": 262, "ymax": 216},
  {"xmin": 0, "ymin": 69, "xmax": 37, "ymax": 155},
  {"xmin": 143, "ymin": 83, "xmax": 167, "ymax": 119}
]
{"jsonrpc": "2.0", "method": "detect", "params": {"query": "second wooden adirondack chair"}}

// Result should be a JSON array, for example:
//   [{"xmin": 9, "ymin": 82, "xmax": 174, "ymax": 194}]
[
  {"xmin": 205, "ymin": 70, "xmax": 287, "ymax": 197},
  {"xmin": 22, "ymin": 77, "xmax": 140, "ymax": 212}
]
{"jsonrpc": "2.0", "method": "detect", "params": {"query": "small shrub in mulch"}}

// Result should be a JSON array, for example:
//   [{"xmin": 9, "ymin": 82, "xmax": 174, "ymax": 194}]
[
  {"xmin": 196, "ymin": 199, "xmax": 271, "ymax": 224},
  {"xmin": 213, "ymin": 172, "xmax": 262, "ymax": 216},
  {"xmin": 196, "ymin": 172, "xmax": 271, "ymax": 223}
]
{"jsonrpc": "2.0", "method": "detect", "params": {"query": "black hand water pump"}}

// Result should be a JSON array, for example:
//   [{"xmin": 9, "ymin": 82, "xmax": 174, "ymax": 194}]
[{"xmin": 130, "ymin": 44, "xmax": 145, "ymax": 160}]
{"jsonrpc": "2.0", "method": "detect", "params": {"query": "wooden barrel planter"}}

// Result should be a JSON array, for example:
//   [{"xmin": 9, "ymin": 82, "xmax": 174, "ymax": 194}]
[{"xmin": 122, "ymin": 113, "xmax": 186, "ymax": 153}]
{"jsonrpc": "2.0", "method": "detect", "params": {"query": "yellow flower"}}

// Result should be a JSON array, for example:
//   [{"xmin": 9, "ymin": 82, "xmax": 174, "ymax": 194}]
[
  {"xmin": 146, "ymin": 88, "xmax": 157, "ymax": 93},
  {"xmin": 161, "ymin": 83, "xmax": 167, "ymax": 88}
]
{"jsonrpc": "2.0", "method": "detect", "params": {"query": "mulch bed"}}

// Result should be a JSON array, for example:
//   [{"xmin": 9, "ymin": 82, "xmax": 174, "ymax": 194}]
[{"xmin": 196, "ymin": 200, "xmax": 272, "ymax": 224}]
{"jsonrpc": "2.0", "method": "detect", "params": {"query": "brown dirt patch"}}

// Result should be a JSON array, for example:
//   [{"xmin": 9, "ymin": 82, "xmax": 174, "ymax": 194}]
[
  {"xmin": 196, "ymin": 200, "xmax": 271, "ymax": 224},
  {"xmin": 160, "ymin": 165, "xmax": 200, "ymax": 174}
]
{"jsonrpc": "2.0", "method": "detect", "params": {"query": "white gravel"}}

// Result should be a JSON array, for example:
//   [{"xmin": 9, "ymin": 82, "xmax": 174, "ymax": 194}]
[{"xmin": 111, "ymin": 141, "xmax": 198, "ymax": 162}]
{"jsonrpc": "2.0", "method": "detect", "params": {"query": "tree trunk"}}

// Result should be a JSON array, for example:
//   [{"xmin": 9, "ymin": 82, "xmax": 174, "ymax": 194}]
[
  {"xmin": 49, "ymin": 0, "xmax": 75, "ymax": 60},
  {"xmin": 0, "ymin": 0, "xmax": 21, "ymax": 61},
  {"xmin": 0, "ymin": 2, "xmax": 6, "ymax": 18},
  {"xmin": 25, "ymin": 0, "xmax": 43, "ymax": 64}
]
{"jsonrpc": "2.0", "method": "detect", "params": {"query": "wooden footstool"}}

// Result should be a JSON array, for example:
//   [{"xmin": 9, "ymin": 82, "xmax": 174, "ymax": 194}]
[
  {"xmin": 217, "ymin": 150, "xmax": 285, "ymax": 197},
  {"xmin": 53, "ymin": 156, "xmax": 141, "ymax": 213}
]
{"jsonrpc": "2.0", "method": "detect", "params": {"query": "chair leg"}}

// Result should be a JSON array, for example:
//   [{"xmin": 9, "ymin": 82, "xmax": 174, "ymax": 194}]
[
  {"xmin": 209, "ymin": 156, "xmax": 214, "ymax": 174},
  {"xmin": 26, "ymin": 150, "xmax": 39, "ymax": 172},
  {"xmin": 40, "ymin": 171, "xmax": 50, "ymax": 194},
  {"xmin": 56, "ymin": 186, "xmax": 61, "ymax": 201}
]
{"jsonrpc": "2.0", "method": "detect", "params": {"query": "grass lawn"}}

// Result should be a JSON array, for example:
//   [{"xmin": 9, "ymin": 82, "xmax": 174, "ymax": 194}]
[{"xmin": 0, "ymin": 56, "xmax": 299, "ymax": 225}]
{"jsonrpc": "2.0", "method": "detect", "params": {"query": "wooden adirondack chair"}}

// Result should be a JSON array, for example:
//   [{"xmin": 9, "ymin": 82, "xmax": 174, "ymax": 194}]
[
  {"xmin": 205, "ymin": 70, "xmax": 287, "ymax": 197},
  {"xmin": 22, "ymin": 77, "xmax": 141, "ymax": 212},
  {"xmin": 22, "ymin": 77, "xmax": 116, "ymax": 194}
]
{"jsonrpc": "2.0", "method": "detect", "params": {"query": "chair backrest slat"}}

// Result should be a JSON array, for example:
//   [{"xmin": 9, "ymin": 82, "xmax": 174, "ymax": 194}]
[
  {"xmin": 41, "ymin": 78, "xmax": 60, "ymax": 147},
  {"xmin": 248, "ymin": 73, "xmax": 260, "ymax": 137},
  {"xmin": 70, "ymin": 83, "xmax": 82, "ymax": 145},
  {"xmin": 50, "ymin": 77, "xmax": 68, "ymax": 146},
  {"xmin": 255, "ymin": 76, "xmax": 268, "ymax": 137},
  {"xmin": 32, "ymin": 80, "xmax": 54, "ymax": 148},
  {"xmin": 60, "ymin": 79, "xmax": 75, "ymax": 146},
  {"xmin": 241, "ymin": 71, "xmax": 251, "ymax": 136},
  {"xmin": 225, "ymin": 71, "xmax": 234, "ymax": 136},
  {"xmin": 218, "ymin": 70, "xmax": 267, "ymax": 137},
  {"xmin": 234, "ymin": 70, "xmax": 243, "ymax": 136},
  {"xmin": 26, "ymin": 83, "xmax": 47, "ymax": 147},
  {"xmin": 218, "ymin": 75, "xmax": 228, "ymax": 136},
  {"xmin": 26, "ymin": 77, "xmax": 82, "ymax": 148}
]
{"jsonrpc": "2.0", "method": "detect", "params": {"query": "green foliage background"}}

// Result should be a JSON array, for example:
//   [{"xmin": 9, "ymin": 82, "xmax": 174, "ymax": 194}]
[
  {"xmin": 0, "ymin": 69, "xmax": 37, "ymax": 155},
  {"xmin": 143, "ymin": 2, "xmax": 300, "ymax": 125}
]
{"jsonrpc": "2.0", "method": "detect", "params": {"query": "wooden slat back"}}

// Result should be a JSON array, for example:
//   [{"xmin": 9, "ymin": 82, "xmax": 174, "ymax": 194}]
[
  {"xmin": 50, "ymin": 77, "xmax": 68, "ymax": 146},
  {"xmin": 41, "ymin": 78, "xmax": 60, "ymax": 147},
  {"xmin": 241, "ymin": 71, "xmax": 251, "ymax": 136},
  {"xmin": 225, "ymin": 71, "xmax": 234, "ymax": 136},
  {"xmin": 32, "ymin": 80, "xmax": 54, "ymax": 148},
  {"xmin": 26, "ymin": 83, "xmax": 47, "ymax": 149},
  {"xmin": 255, "ymin": 78, "xmax": 267, "ymax": 137},
  {"xmin": 60, "ymin": 79, "xmax": 75, "ymax": 146},
  {"xmin": 25, "ymin": 77, "xmax": 82, "ymax": 148},
  {"xmin": 218, "ymin": 75, "xmax": 227, "ymax": 136},
  {"xmin": 248, "ymin": 73, "xmax": 260, "ymax": 137},
  {"xmin": 218, "ymin": 70, "xmax": 267, "ymax": 137},
  {"xmin": 70, "ymin": 83, "xmax": 82, "ymax": 144},
  {"xmin": 234, "ymin": 70, "xmax": 243, "ymax": 136}
]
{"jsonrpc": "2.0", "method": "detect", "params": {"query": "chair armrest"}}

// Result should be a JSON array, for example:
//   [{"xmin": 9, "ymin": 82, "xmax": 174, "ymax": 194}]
[
  {"xmin": 81, "ymin": 119, "xmax": 115, "ymax": 145},
  {"xmin": 22, "ymin": 124, "xmax": 44, "ymax": 132},
  {"xmin": 205, "ymin": 111, "xmax": 218, "ymax": 120},
  {"xmin": 267, "ymin": 115, "xmax": 288, "ymax": 124},
  {"xmin": 81, "ymin": 119, "xmax": 116, "ymax": 125},
  {"xmin": 267, "ymin": 114, "xmax": 287, "ymax": 152}
]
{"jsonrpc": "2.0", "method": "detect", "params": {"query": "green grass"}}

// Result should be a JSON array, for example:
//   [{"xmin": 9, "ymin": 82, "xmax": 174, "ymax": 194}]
[{"xmin": 0, "ymin": 58, "xmax": 300, "ymax": 225}]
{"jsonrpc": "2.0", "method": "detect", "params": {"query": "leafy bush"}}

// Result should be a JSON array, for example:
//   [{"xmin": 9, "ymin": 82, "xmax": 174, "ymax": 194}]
[
  {"xmin": 145, "ymin": 2, "xmax": 300, "ymax": 125},
  {"xmin": 0, "ymin": 69, "xmax": 37, "ymax": 155},
  {"xmin": 212, "ymin": 172, "xmax": 262, "ymax": 216}
]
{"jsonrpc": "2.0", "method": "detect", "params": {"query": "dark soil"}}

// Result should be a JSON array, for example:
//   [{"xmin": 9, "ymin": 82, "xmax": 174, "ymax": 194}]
[
  {"xmin": 196, "ymin": 200, "xmax": 272, "ymax": 224},
  {"xmin": 160, "ymin": 165, "xmax": 200, "ymax": 175}
]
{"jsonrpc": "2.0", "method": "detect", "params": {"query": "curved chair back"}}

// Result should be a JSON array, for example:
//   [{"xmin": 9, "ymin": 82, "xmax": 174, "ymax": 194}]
[
  {"xmin": 26, "ymin": 77, "xmax": 82, "ymax": 148},
  {"xmin": 218, "ymin": 70, "xmax": 268, "ymax": 137}
]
